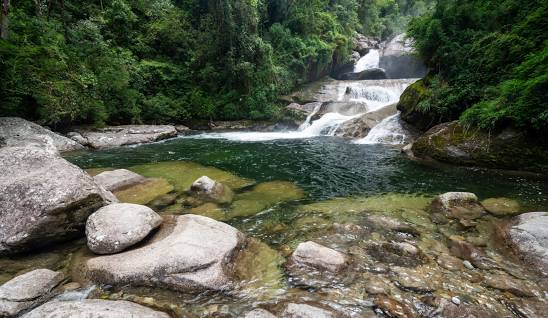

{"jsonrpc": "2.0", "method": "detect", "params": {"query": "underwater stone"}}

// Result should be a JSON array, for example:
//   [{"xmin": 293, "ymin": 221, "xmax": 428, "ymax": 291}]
[
  {"xmin": 190, "ymin": 176, "xmax": 234, "ymax": 205},
  {"xmin": 290, "ymin": 241, "xmax": 348, "ymax": 272}
]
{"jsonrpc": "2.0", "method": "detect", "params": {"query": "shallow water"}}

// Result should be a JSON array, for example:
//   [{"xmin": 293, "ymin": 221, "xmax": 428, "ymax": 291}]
[{"xmin": 3, "ymin": 136, "xmax": 548, "ymax": 317}]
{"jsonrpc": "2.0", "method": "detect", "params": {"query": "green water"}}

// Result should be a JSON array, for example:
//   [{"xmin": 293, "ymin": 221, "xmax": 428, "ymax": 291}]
[{"xmin": 67, "ymin": 136, "xmax": 548, "ymax": 209}]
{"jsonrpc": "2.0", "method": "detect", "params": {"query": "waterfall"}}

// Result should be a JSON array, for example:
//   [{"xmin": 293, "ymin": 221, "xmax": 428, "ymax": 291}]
[
  {"xmin": 354, "ymin": 112, "xmax": 411, "ymax": 145},
  {"xmin": 354, "ymin": 49, "xmax": 380, "ymax": 72},
  {"xmin": 298, "ymin": 103, "xmax": 323, "ymax": 130}
]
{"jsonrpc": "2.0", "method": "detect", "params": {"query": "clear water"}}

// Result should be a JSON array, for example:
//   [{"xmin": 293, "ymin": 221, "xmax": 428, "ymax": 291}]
[{"xmin": 67, "ymin": 136, "xmax": 548, "ymax": 210}]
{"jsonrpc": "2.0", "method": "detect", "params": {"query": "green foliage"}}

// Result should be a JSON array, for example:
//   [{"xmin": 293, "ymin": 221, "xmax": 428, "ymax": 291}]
[
  {"xmin": 409, "ymin": 0, "xmax": 548, "ymax": 132},
  {"xmin": 0, "ymin": 0, "xmax": 429, "ymax": 126}
]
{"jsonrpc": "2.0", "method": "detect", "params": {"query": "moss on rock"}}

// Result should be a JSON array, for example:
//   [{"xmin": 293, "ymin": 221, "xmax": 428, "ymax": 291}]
[{"xmin": 397, "ymin": 79, "xmax": 439, "ymax": 131}]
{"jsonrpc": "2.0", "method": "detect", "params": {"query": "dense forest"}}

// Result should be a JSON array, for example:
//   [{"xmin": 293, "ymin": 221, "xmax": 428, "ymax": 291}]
[
  {"xmin": 0, "ymin": 0, "xmax": 431, "ymax": 127},
  {"xmin": 408, "ymin": 0, "xmax": 548, "ymax": 133}
]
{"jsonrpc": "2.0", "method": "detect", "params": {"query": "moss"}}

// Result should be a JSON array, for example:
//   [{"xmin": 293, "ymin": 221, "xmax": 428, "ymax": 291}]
[
  {"xmin": 128, "ymin": 161, "xmax": 254, "ymax": 192},
  {"xmin": 397, "ymin": 79, "xmax": 437, "ymax": 131},
  {"xmin": 114, "ymin": 178, "xmax": 174, "ymax": 205}
]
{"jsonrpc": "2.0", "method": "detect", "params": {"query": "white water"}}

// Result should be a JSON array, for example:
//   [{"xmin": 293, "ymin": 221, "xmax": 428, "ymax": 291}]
[
  {"xmin": 354, "ymin": 49, "xmax": 380, "ymax": 72},
  {"xmin": 298, "ymin": 103, "xmax": 323, "ymax": 130},
  {"xmin": 355, "ymin": 112, "xmax": 411, "ymax": 145}
]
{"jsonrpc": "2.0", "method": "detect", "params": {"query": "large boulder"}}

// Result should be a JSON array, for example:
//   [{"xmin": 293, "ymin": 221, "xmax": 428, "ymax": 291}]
[
  {"xmin": 21, "ymin": 300, "xmax": 170, "ymax": 318},
  {"xmin": 429, "ymin": 192, "xmax": 486, "ymax": 221},
  {"xmin": 93, "ymin": 169, "xmax": 146, "ymax": 192},
  {"xmin": 0, "ymin": 144, "xmax": 113, "ymax": 255},
  {"xmin": 396, "ymin": 79, "xmax": 440, "ymax": 132},
  {"xmin": 410, "ymin": 121, "xmax": 548, "ymax": 173},
  {"xmin": 79, "ymin": 214, "xmax": 246, "ymax": 292},
  {"xmin": 0, "ymin": 117, "xmax": 83, "ymax": 152},
  {"xmin": 189, "ymin": 176, "xmax": 234, "ymax": 205},
  {"xmin": 72, "ymin": 125, "xmax": 177, "ymax": 149},
  {"xmin": 86, "ymin": 203, "xmax": 163, "ymax": 254},
  {"xmin": 338, "ymin": 68, "xmax": 387, "ymax": 81},
  {"xmin": 289, "ymin": 241, "xmax": 348, "ymax": 272},
  {"xmin": 502, "ymin": 212, "xmax": 548, "ymax": 276},
  {"xmin": 379, "ymin": 33, "xmax": 426, "ymax": 79},
  {"xmin": 0, "ymin": 269, "xmax": 64, "ymax": 317},
  {"xmin": 334, "ymin": 103, "xmax": 397, "ymax": 138}
]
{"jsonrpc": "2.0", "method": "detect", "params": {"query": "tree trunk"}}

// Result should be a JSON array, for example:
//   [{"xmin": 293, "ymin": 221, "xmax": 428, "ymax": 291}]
[
  {"xmin": 1, "ymin": 0, "xmax": 9, "ymax": 40},
  {"xmin": 33, "ymin": 0, "xmax": 42, "ymax": 16}
]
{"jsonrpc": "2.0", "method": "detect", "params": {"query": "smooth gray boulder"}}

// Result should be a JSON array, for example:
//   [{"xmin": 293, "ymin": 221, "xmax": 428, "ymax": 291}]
[
  {"xmin": 281, "ymin": 303, "xmax": 334, "ymax": 318},
  {"xmin": 0, "ymin": 144, "xmax": 113, "ymax": 255},
  {"xmin": 505, "ymin": 212, "xmax": 548, "ymax": 276},
  {"xmin": 334, "ymin": 103, "xmax": 397, "ymax": 138},
  {"xmin": 80, "ymin": 214, "xmax": 246, "ymax": 292},
  {"xmin": 21, "ymin": 299, "xmax": 170, "ymax": 318},
  {"xmin": 189, "ymin": 176, "xmax": 234, "ymax": 205},
  {"xmin": 245, "ymin": 308, "xmax": 277, "ymax": 318},
  {"xmin": 290, "ymin": 241, "xmax": 348, "ymax": 272},
  {"xmin": 86, "ymin": 203, "xmax": 163, "ymax": 254},
  {"xmin": 379, "ymin": 33, "xmax": 426, "ymax": 79},
  {"xmin": 72, "ymin": 125, "xmax": 177, "ymax": 149},
  {"xmin": 0, "ymin": 269, "xmax": 64, "ymax": 317},
  {"xmin": 0, "ymin": 117, "xmax": 83, "ymax": 152},
  {"xmin": 93, "ymin": 169, "xmax": 146, "ymax": 192}
]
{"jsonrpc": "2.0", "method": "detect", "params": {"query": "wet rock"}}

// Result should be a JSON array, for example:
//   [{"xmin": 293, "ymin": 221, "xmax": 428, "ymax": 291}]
[
  {"xmin": 391, "ymin": 266, "xmax": 437, "ymax": 293},
  {"xmin": 397, "ymin": 79, "xmax": 439, "ymax": 132},
  {"xmin": 366, "ymin": 241, "xmax": 427, "ymax": 267},
  {"xmin": 429, "ymin": 192, "xmax": 486, "ymax": 220},
  {"xmin": 80, "ymin": 214, "xmax": 246, "ymax": 292},
  {"xmin": 86, "ymin": 203, "xmax": 163, "ymax": 254},
  {"xmin": 380, "ymin": 33, "xmax": 426, "ymax": 79},
  {"xmin": 290, "ymin": 241, "xmax": 348, "ymax": 272},
  {"xmin": 448, "ymin": 236, "xmax": 497, "ymax": 269},
  {"xmin": 190, "ymin": 176, "xmax": 234, "ymax": 205},
  {"xmin": 355, "ymin": 34, "xmax": 379, "ymax": 55},
  {"xmin": 60, "ymin": 282, "xmax": 81, "ymax": 292},
  {"xmin": 245, "ymin": 308, "xmax": 277, "ymax": 318},
  {"xmin": 174, "ymin": 125, "xmax": 190, "ymax": 132},
  {"xmin": 334, "ymin": 103, "xmax": 397, "ymax": 139},
  {"xmin": 365, "ymin": 214, "xmax": 419, "ymax": 236},
  {"xmin": 364, "ymin": 277, "xmax": 389, "ymax": 295},
  {"xmin": 0, "ymin": 144, "xmax": 113, "ymax": 255},
  {"xmin": 0, "ymin": 269, "xmax": 64, "ymax": 317},
  {"xmin": 281, "ymin": 303, "xmax": 334, "ymax": 318},
  {"xmin": 483, "ymin": 273, "xmax": 536, "ymax": 297},
  {"xmin": 421, "ymin": 296, "xmax": 498, "ymax": 318},
  {"xmin": 374, "ymin": 295, "xmax": 414, "ymax": 318},
  {"xmin": 74, "ymin": 125, "xmax": 177, "ymax": 149},
  {"xmin": 21, "ymin": 299, "xmax": 170, "ymax": 318},
  {"xmin": 114, "ymin": 178, "xmax": 174, "ymax": 205},
  {"xmin": 481, "ymin": 198, "xmax": 520, "ymax": 216},
  {"xmin": 436, "ymin": 254, "xmax": 464, "ymax": 271},
  {"xmin": 0, "ymin": 117, "xmax": 84, "ymax": 152},
  {"xmin": 505, "ymin": 299, "xmax": 548, "ymax": 318},
  {"xmin": 93, "ymin": 169, "xmax": 146, "ymax": 192},
  {"xmin": 502, "ymin": 212, "xmax": 548, "ymax": 276},
  {"xmin": 411, "ymin": 121, "xmax": 548, "ymax": 173},
  {"xmin": 339, "ymin": 68, "xmax": 388, "ymax": 80}
]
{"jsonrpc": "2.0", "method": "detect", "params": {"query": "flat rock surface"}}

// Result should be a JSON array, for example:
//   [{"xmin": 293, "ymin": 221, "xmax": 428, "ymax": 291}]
[
  {"xmin": 245, "ymin": 308, "xmax": 277, "ymax": 318},
  {"xmin": 80, "ymin": 214, "xmax": 246, "ymax": 292},
  {"xmin": 21, "ymin": 299, "xmax": 170, "ymax": 318},
  {"xmin": 86, "ymin": 203, "xmax": 163, "ymax": 254},
  {"xmin": 93, "ymin": 169, "xmax": 146, "ymax": 192},
  {"xmin": 0, "ymin": 144, "xmax": 112, "ymax": 255},
  {"xmin": 0, "ymin": 269, "xmax": 64, "ymax": 317},
  {"xmin": 0, "ymin": 117, "xmax": 84, "ymax": 152},
  {"xmin": 75, "ymin": 125, "xmax": 177, "ymax": 149}
]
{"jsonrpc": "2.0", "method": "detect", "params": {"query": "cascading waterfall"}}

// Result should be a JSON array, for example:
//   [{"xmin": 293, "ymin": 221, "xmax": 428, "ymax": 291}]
[
  {"xmin": 354, "ymin": 49, "xmax": 380, "ymax": 72},
  {"xmin": 355, "ymin": 112, "xmax": 411, "ymax": 145},
  {"xmin": 298, "ymin": 103, "xmax": 323, "ymax": 130}
]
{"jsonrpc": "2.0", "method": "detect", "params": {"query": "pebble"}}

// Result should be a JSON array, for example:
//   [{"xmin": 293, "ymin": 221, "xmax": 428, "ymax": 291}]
[
  {"xmin": 451, "ymin": 297, "xmax": 461, "ymax": 305},
  {"xmin": 463, "ymin": 260, "xmax": 474, "ymax": 270}
]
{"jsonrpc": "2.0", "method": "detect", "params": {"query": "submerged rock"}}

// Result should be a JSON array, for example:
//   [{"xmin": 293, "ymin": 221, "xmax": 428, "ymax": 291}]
[
  {"xmin": 429, "ymin": 192, "xmax": 486, "ymax": 221},
  {"xmin": 365, "ymin": 214, "xmax": 419, "ymax": 236},
  {"xmin": 436, "ymin": 254, "xmax": 464, "ymax": 271},
  {"xmin": 21, "ymin": 299, "xmax": 170, "ymax": 318},
  {"xmin": 481, "ymin": 197, "xmax": 520, "ymax": 216},
  {"xmin": 0, "ymin": 117, "xmax": 83, "ymax": 152},
  {"xmin": 483, "ymin": 273, "xmax": 536, "ymax": 297},
  {"xmin": 245, "ymin": 308, "xmax": 277, "ymax": 318},
  {"xmin": 80, "ymin": 214, "xmax": 245, "ymax": 292},
  {"xmin": 189, "ymin": 176, "xmax": 234, "ymax": 205},
  {"xmin": 366, "ymin": 241, "xmax": 427, "ymax": 267},
  {"xmin": 0, "ymin": 144, "xmax": 113, "ymax": 255},
  {"xmin": 231, "ymin": 181, "xmax": 304, "ymax": 218},
  {"xmin": 374, "ymin": 295, "xmax": 414, "ymax": 318},
  {"xmin": 502, "ymin": 212, "xmax": 548, "ymax": 276},
  {"xmin": 86, "ymin": 203, "xmax": 162, "ymax": 254},
  {"xmin": 421, "ymin": 296, "xmax": 498, "ymax": 318},
  {"xmin": 391, "ymin": 266, "xmax": 438, "ymax": 293},
  {"xmin": 411, "ymin": 121, "xmax": 548, "ymax": 173},
  {"xmin": 448, "ymin": 236, "xmax": 497, "ymax": 269},
  {"xmin": 113, "ymin": 178, "xmax": 174, "ymax": 205},
  {"xmin": 289, "ymin": 241, "xmax": 348, "ymax": 272},
  {"xmin": 0, "ymin": 269, "xmax": 64, "ymax": 317},
  {"xmin": 281, "ymin": 303, "xmax": 334, "ymax": 318},
  {"xmin": 72, "ymin": 125, "xmax": 177, "ymax": 149},
  {"xmin": 93, "ymin": 169, "xmax": 146, "ymax": 192}
]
